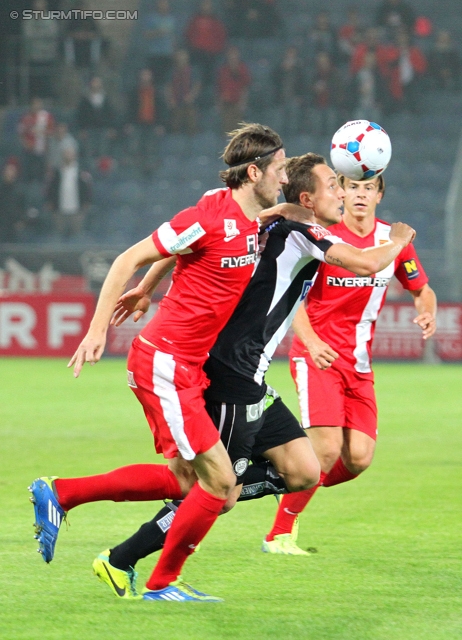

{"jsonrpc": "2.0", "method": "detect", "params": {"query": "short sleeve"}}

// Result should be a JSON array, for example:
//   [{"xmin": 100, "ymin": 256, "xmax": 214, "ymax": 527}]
[
  {"xmin": 394, "ymin": 244, "xmax": 429, "ymax": 290},
  {"xmin": 287, "ymin": 223, "xmax": 346, "ymax": 263},
  {"xmin": 152, "ymin": 207, "xmax": 208, "ymax": 256}
]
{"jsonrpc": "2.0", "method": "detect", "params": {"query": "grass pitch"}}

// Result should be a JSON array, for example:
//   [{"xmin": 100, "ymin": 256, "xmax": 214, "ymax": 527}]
[{"xmin": 1, "ymin": 357, "xmax": 461, "ymax": 640}]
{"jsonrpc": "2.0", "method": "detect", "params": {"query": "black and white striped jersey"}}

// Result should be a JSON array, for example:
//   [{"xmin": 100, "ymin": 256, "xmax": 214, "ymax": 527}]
[{"xmin": 204, "ymin": 219, "xmax": 345, "ymax": 403}]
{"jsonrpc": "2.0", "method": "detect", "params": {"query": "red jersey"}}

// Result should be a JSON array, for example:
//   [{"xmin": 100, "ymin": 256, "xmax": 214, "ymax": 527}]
[
  {"xmin": 290, "ymin": 218, "xmax": 428, "ymax": 373},
  {"xmin": 142, "ymin": 188, "xmax": 259, "ymax": 362}
]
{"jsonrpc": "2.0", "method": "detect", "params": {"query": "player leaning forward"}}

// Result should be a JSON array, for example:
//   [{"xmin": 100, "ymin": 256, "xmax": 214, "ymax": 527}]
[
  {"xmin": 264, "ymin": 166, "xmax": 437, "ymax": 554},
  {"xmin": 29, "ymin": 133, "xmax": 415, "ymax": 602}
]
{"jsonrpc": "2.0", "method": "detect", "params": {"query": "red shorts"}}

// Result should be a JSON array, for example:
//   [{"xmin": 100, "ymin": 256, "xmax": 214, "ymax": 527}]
[
  {"xmin": 289, "ymin": 352, "xmax": 378, "ymax": 440},
  {"xmin": 127, "ymin": 337, "xmax": 220, "ymax": 460}
]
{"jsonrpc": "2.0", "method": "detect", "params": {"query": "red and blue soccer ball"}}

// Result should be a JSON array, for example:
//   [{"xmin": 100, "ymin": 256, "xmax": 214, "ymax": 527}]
[{"xmin": 330, "ymin": 120, "xmax": 392, "ymax": 181}]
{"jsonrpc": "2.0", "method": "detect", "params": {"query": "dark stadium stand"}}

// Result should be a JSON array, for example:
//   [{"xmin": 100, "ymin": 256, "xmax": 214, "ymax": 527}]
[{"xmin": 0, "ymin": 0, "xmax": 460, "ymax": 298}]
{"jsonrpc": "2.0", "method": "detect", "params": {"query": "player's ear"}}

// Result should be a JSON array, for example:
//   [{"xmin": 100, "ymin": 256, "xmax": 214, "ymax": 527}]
[
  {"xmin": 247, "ymin": 163, "xmax": 261, "ymax": 183},
  {"xmin": 376, "ymin": 190, "xmax": 383, "ymax": 204},
  {"xmin": 299, "ymin": 191, "xmax": 314, "ymax": 210}
]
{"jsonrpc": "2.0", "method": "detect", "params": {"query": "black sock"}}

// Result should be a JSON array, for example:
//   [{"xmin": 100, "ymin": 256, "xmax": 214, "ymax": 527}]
[
  {"xmin": 109, "ymin": 501, "xmax": 181, "ymax": 571},
  {"xmin": 238, "ymin": 461, "xmax": 288, "ymax": 501}
]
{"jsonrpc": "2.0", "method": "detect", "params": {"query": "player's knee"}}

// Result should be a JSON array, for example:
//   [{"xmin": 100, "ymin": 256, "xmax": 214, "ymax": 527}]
[
  {"xmin": 345, "ymin": 453, "xmax": 372, "ymax": 475},
  {"xmin": 285, "ymin": 462, "xmax": 320, "ymax": 492},
  {"xmin": 215, "ymin": 468, "xmax": 237, "ymax": 498}
]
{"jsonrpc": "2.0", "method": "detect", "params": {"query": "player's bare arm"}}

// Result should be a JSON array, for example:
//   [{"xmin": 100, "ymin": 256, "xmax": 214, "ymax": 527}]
[
  {"xmin": 292, "ymin": 304, "xmax": 339, "ymax": 370},
  {"xmin": 410, "ymin": 283, "xmax": 437, "ymax": 340},
  {"xmin": 259, "ymin": 203, "xmax": 315, "ymax": 228},
  {"xmin": 111, "ymin": 256, "xmax": 177, "ymax": 327},
  {"xmin": 68, "ymin": 236, "xmax": 166, "ymax": 377},
  {"xmin": 325, "ymin": 222, "xmax": 416, "ymax": 275}
]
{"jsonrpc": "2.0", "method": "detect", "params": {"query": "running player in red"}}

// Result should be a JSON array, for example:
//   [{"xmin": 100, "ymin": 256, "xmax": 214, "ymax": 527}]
[
  {"xmin": 263, "ymin": 164, "xmax": 437, "ymax": 554},
  {"xmin": 30, "ymin": 123, "xmax": 293, "ymax": 601}
]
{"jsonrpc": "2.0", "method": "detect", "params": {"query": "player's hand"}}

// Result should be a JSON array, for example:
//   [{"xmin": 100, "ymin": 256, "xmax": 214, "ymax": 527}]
[
  {"xmin": 306, "ymin": 337, "xmax": 339, "ymax": 370},
  {"xmin": 389, "ymin": 222, "xmax": 416, "ymax": 247},
  {"xmin": 111, "ymin": 285, "xmax": 152, "ymax": 327},
  {"xmin": 413, "ymin": 312, "xmax": 436, "ymax": 340},
  {"xmin": 67, "ymin": 334, "xmax": 106, "ymax": 378}
]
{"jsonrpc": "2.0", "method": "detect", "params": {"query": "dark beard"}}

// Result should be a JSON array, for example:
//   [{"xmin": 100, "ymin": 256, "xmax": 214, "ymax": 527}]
[{"xmin": 254, "ymin": 183, "xmax": 278, "ymax": 210}]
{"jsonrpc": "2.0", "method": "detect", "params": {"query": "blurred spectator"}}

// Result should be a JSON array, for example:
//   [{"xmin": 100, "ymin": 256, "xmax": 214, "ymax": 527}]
[
  {"xmin": 0, "ymin": 159, "xmax": 26, "ymax": 242},
  {"xmin": 142, "ymin": 0, "xmax": 177, "ymax": 89},
  {"xmin": 18, "ymin": 97, "xmax": 55, "ymax": 182},
  {"xmin": 428, "ymin": 30, "xmax": 461, "ymax": 91},
  {"xmin": 350, "ymin": 27, "xmax": 392, "ymax": 77},
  {"xmin": 307, "ymin": 52, "xmax": 344, "ymax": 136},
  {"xmin": 47, "ymin": 122, "xmax": 79, "ymax": 171},
  {"xmin": 349, "ymin": 51, "xmax": 387, "ymax": 122},
  {"xmin": 375, "ymin": 0, "xmax": 416, "ymax": 39},
  {"xmin": 273, "ymin": 46, "xmax": 306, "ymax": 136},
  {"xmin": 185, "ymin": 0, "xmax": 227, "ymax": 91},
  {"xmin": 64, "ymin": 0, "xmax": 103, "ymax": 70},
  {"xmin": 337, "ymin": 5, "xmax": 364, "ymax": 64},
  {"xmin": 217, "ymin": 46, "xmax": 251, "ymax": 134},
  {"xmin": 124, "ymin": 68, "xmax": 163, "ymax": 174},
  {"xmin": 22, "ymin": 0, "xmax": 60, "ymax": 100},
  {"xmin": 225, "ymin": 0, "xmax": 280, "ymax": 39},
  {"xmin": 307, "ymin": 11, "xmax": 340, "ymax": 63},
  {"xmin": 386, "ymin": 28, "xmax": 427, "ymax": 113},
  {"xmin": 75, "ymin": 76, "xmax": 118, "ymax": 159},
  {"xmin": 165, "ymin": 49, "xmax": 201, "ymax": 135},
  {"xmin": 46, "ymin": 147, "xmax": 92, "ymax": 239}
]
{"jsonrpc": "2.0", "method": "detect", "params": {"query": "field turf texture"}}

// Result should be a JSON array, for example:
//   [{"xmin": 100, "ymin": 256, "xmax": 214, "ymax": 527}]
[{"xmin": 1, "ymin": 358, "xmax": 461, "ymax": 640}]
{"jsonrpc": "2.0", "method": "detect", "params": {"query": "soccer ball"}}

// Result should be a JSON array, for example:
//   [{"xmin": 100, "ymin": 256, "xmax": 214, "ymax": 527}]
[{"xmin": 330, "ymin": 120, "xmax": 392, "ymax": 181}]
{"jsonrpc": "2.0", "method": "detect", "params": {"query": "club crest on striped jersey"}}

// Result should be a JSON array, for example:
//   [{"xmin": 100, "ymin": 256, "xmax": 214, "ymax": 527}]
[
  {"xmin": 223, "ymin": 218, "xmax": 240, "ymax": 242},
  {"xmin": 307, "ymin": 225, "xmax": 330, "ymax": 241}
]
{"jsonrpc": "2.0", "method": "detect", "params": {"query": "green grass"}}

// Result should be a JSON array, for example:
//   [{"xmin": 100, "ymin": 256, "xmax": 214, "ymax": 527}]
[{"xmin": 1, "ymin": 358, "xmax": 461, "ymax": 640}]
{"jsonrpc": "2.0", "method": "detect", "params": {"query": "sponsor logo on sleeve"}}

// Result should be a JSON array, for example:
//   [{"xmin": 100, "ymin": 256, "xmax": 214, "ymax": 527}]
[
  {"xmin": 403, "ymin": 259, "xmax": 420, "ymax": 280},
  {"xmin": 300, "ymin": 280, "xmax": 313, "ymax": 301},
  {"xmin": 167, "ymin": 222, "xmax": 206, "ymax": 253},
  {"xmin": 224, "ymin": 219, "xmax": 240, "ymax": 242},
  {"xmin": 307, "ymin": 225, "xmax": 331, "ymax": 241}
]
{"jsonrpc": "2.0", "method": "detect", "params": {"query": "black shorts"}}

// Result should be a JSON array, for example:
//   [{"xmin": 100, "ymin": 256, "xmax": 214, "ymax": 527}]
[{"xmin": 205, "ymin": 392, "xmax": 306, "ymax": 483}]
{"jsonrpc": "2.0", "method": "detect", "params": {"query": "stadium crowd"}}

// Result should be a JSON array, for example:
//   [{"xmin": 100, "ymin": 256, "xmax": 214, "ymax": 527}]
[{"xmin": 0, "ymin": 0, "xmax": 460, "ymax": 243}]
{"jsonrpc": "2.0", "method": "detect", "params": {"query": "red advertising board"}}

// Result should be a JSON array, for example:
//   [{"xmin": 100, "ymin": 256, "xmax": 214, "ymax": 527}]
[
  {"xmin": 2, "ymin": 297, "xmax": 461, "ymax": 362},
  {"xmin": 373, "ymin": 303, "xmax": 462, "ymax": 361},
  {"xmin": 259, "ymin": 303, "xmax": 462, "ymax": 362},
  {"xmin": 0, "ymin": 294, "xmax": 96, "ymax": 357}
]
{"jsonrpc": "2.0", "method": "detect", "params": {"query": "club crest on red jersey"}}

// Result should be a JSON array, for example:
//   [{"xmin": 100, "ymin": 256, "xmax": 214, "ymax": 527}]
[
  {"xmin": 224, "ymin": 218, "xmax": 240, "ymax": 242},
  {"xmin": 307, "ymin": 225, "xmax": 330, "ymax": 241}
]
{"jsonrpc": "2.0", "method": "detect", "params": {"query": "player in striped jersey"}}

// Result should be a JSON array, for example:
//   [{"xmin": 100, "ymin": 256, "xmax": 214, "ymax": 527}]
[{"xmin": 264, "ymin": 163, "xmax": 437, "ymax": 554}]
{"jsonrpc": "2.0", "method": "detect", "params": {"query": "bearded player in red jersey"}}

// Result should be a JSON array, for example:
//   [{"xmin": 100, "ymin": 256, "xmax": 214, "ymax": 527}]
[
  {"xmin": 30, "ymin": 123, "xmax": 306, "ymax": 601},
  {"xmin": 263, "ymin": 166, "xmax": 437, "ymax": 554}
]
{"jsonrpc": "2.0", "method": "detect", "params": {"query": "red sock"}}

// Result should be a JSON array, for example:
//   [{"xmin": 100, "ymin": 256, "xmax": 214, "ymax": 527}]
[
  {"xmin": 266, "ymin": 471, "xmax": 327, "ymax": 541},
  {"xmin": 322, "ymin": 458, "xmax": 358, "ymax": 487},
  {"xmin": 54, "ymin": 464, "xmax": 183, "ymax": 511},
  {"xmin": 146, "ymin": 482, "xmax": 226, "ymax": 590}
]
